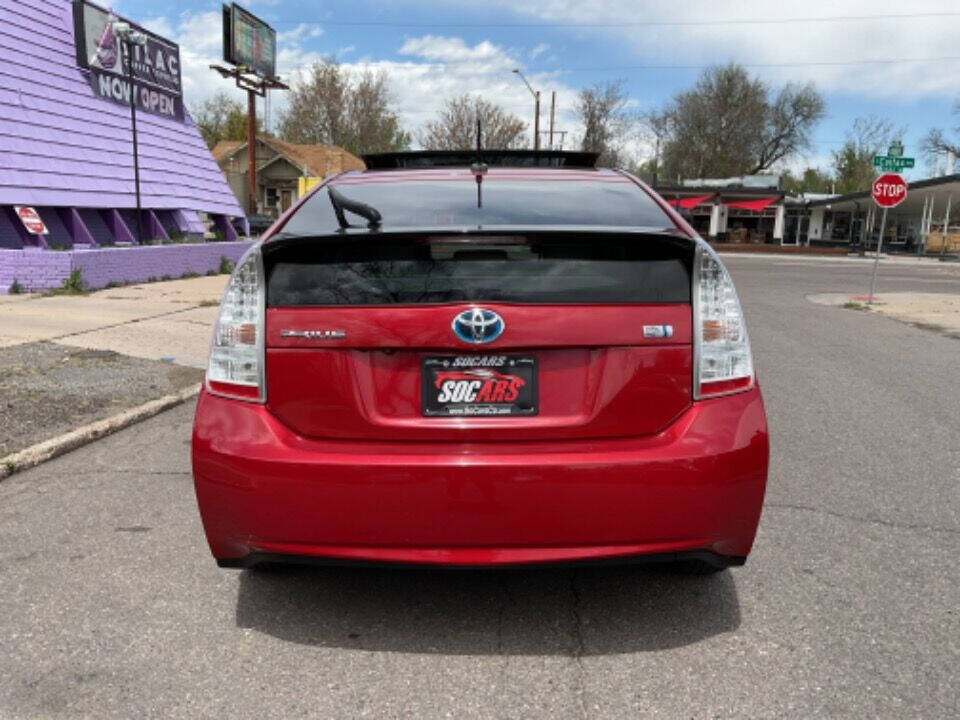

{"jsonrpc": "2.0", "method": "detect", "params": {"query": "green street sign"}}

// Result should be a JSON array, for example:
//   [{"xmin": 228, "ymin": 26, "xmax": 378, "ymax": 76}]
[
  {"xmin": 873, "ymin": 155, "xmax": 915, "ymax": 171},
  {"xmin": 888, "ymin": 141, "xmax": 904, "ymax": 158}
]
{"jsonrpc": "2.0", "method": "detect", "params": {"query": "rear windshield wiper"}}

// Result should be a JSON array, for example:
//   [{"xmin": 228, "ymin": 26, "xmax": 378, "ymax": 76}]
[{"xmin": 328, "ymin": 186, "xmax": 382, "ymax": 230}]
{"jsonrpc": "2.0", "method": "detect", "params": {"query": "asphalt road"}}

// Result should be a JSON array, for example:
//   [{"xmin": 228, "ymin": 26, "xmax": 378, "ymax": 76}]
[{"xmin": 1, "ymin": 256, "xmax": 958, "ymax": 719}]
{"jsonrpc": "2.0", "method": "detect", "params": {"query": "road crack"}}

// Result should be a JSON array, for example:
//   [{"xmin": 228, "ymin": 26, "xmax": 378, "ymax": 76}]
[{"xmin": 765, "ymin": 502, "xmax": 960, "ymax": 536}]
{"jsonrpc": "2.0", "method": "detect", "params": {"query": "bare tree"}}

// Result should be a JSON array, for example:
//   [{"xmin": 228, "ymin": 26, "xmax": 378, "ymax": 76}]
[
  {"xmin": 832, "ymin": 116, "xmax": 904, "ymax": 194},
  {"xmin": 419, "ymin": 95, "xmax": 527, "ymax": 150},
  {"xmin": 637, "ymin": 109, "xmax": 672, "ymax": 185},
  {"xmin": 190, "ymin": 91, "xmax": 262, "ymax": 149},
  {"xmin": 754, "ymin": 83, "xmax": 825, "ymax": 172},
  {"xmin": 575, "ymin": 81, "xmax": 632, "ymax": 167},
  {"xmin": 278, "ymin": 59, "xmax": 410, "ymax": 155},
  {"xmin": 660, "ymin": 64, "xmax": 824, "ymax": 180},
  {"xmin": 920, "ymin": 102, "xmax": 960, "ymax": 168}
]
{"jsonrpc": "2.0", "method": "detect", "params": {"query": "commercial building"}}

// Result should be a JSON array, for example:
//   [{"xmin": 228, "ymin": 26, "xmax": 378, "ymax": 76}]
[
  {"xmin": 0, "ymin": 0, "xmax": 249, "ymax": 292},
  {"xmin": 655, "ymin": 176, "xmax": 789, "ymax": 244},
  {"xmin": 805, "ymin": 175, "xmax": 960, "ymax": 254},
  {"xmin": 656, "ymin": 173, "xmax": 959, "ymax": 255}
]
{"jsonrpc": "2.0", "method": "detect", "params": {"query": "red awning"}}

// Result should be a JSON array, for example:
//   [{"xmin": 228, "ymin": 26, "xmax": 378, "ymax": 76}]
[
  {"xmin": 723, "ymin": 197, "xmax": 778, "ymax": 212},
  {"xmin": 666, "ymin": 194, "xmax": 713, "ymax": 210}
]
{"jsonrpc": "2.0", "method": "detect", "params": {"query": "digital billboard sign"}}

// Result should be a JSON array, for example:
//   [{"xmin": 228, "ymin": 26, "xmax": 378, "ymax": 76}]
[{"xmin": 222, "ymin": 3, "xmax": 277, "ymax": 79}]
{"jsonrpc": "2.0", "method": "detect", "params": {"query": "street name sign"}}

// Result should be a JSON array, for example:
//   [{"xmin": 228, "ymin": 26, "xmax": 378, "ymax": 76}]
[
  {"xmin": 872, "ymin": 173, "xmax": 908, "ymax": 208},
  {"xmin": 873, "ymin": 155, "xmax": 915, "ymax": 172}
]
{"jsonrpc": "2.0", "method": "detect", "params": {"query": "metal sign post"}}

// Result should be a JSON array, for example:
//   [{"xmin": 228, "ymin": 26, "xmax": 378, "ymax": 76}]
[
  {"xmin": 868, "ymin": 171, "xmax": 908, "ymax": 304},
  {"xmin": 869, "ymin": 207, "xmax": 888, "ymax": 304},
  {"xmin": 211, "ymin": 3, "xmax": 285, "ymax": 217}
]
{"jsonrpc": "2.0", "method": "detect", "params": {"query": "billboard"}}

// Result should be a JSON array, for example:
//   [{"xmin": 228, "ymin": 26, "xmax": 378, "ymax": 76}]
[
  {"xmin": 222, "ymin": 3, "xmax": 277, "ymax": 79},
  {"xmin": 72, "ymin": 0, "xmax": 184, "ymax": 121}
]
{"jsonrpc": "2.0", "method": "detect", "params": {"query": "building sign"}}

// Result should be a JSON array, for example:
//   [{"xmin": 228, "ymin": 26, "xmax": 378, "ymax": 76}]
[
  {"xmin": 14, "ymin": 207, "xmax": 49, "ymax": 235},
  {"xmin": 222, "ymin": 3, "xmax": 277, "ymax": 79},
  {"xmin": 72, "ymin": 0, "xmax": 184, "ymax": 121}
]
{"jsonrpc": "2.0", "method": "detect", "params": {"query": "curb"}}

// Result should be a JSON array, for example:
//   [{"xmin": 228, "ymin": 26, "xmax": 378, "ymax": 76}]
[{"xmin": 0, "ymin": 383, "xmax": 201, "ymax": 481}]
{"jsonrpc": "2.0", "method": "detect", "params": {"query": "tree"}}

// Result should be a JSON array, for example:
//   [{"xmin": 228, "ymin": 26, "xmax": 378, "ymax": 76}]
[
  {"xmin": 575, "ymin": 81, "xmax": 632, "ymax": 167},
  {"xmin": 190, "ymin": 92, "xmax": 261, "ymax": 149},
  {"xmin": 832, "ymin": 116, "xmax": 903, "ymax": 194},
  {"xmin": 278, "ymin": 59, "xmax": 410, "ymax": 155},
  {"xmin": 782, "ymin": 167, "xmax": 833, "ymax": 194},
  {"xmin": 660, "ymin": 64, "xmax": 824, "ymax": 180},
  {"xmin": 419, "ymin": 95, "xmax": 527, "ymax": 150},
  {"xmin": 920, "ymin": 102, "xmax": 960, "ymax": 168},
  {"xmin": 638, "ymin": 109, "xmax": 672, "ymax": 185}
]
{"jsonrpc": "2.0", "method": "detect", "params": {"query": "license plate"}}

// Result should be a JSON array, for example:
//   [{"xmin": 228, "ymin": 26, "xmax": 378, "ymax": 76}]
[{"xmin": 422, "ymin": 355, "xmax": 538, "ymax": 417}]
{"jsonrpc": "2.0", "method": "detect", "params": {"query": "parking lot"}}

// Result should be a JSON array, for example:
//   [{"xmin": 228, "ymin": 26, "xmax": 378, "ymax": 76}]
[{"xmin": 1, "ymin": 255, "xmax": 958, "ymax": 719}]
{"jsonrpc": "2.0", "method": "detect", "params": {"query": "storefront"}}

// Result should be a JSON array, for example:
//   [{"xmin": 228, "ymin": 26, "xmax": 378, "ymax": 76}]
[
  {"xmin": 656, "ymin": 186, "xmax": 786, "ymax": 244},
  {"xmin": 0, "ymin": 0, "xmax": 249, "ymax": 292},
  {"xmin": 805, "ymin": 175, "xmax": 960, "ymax": 254}
]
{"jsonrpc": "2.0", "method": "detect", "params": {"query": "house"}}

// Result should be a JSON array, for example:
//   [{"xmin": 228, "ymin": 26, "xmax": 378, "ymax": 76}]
[{"xmin": 212, "ymin": 137, "xmax": 365, "ymax": 217}]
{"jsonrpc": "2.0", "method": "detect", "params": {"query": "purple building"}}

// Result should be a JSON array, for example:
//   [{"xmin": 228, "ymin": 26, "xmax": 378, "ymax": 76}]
[{"xmin": 0, "ymin": 0, "xmax": 249, "ymax": 292}]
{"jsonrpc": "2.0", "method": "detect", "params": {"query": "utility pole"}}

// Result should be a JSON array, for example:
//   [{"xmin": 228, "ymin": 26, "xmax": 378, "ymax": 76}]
[
  {"xmin": 549, "ymin": 91, "xmax": 556, "ymax": 150},
  {"xmin": 247, "ymin": 89, "xmax": 257, "ymax": 213},
  {"xmin": 512, "ymin": 69, "xmax": 541, "ymax": 151}
]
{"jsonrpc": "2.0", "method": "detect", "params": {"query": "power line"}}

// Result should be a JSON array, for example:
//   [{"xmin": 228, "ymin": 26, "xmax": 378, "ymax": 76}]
[
  {"xmin": 271, "ymin": 11, "xmax": 960, "ymax": 28},
  {"xmin": 278, "ymin": 55, "xmax": 960, "ymax": 76}
]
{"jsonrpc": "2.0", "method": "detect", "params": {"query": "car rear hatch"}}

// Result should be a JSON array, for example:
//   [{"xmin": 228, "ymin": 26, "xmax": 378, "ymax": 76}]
[{"xmin": 262, "ymin": 230, "xmax": 694, "ymax": 442}]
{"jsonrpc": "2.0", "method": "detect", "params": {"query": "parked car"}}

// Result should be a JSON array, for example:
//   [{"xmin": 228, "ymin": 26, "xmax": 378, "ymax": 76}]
[{"xmin": 192, "ymin": 151, "xmax": 769, "ymax": 573}]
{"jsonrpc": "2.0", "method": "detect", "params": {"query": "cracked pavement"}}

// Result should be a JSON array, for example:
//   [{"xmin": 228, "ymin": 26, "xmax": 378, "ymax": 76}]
[{"xmin": 0, "ymin": 256, "xmax": 958, "ymax": 718}]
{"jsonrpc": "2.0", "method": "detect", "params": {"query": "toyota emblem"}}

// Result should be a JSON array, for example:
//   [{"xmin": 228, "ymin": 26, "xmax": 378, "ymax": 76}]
[{"xmin": 452, "ymin": 308, "xmax": 505, "ymax": 344}]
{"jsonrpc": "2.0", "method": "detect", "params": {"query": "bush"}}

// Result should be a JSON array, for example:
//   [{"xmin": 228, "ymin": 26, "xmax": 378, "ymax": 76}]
[
  {"xmin": 9, "ymin": 278, "xmax": 23, "ymax": 294},
  {"xmin": 62, "ymin": 268, "xmax": 85, "ymax": 293},
  {"xmin": 218, "ymin": 256, "xmax": 234, "ymax": 275}
]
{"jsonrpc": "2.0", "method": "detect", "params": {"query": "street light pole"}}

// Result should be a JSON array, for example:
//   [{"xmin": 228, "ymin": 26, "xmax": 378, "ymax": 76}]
[
  {"xmin": 512, "ymin": 69, "xmax": 541, "ymax": 151},
  {"xmin": 113, "ymin": 22, "xmax": 147, "ymax": 244}
]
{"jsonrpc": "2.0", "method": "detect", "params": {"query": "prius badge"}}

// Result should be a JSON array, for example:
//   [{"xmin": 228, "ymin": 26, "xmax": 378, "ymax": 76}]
[
  {"xmin": 452, "ymin": 308, "xmax": 504, "ymax": 344},
  {"xmin": 280, "ymin": 329, "xmax": 347, "ymax": 339}
]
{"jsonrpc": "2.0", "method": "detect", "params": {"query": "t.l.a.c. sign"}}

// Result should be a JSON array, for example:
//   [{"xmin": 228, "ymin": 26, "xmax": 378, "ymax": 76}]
[{"xmin": 72, "ymin": 0, "xmax": 184, "ymax": 121}]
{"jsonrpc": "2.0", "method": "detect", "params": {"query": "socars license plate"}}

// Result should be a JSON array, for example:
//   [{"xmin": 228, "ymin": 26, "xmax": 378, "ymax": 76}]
[{"xmin": 422, "ymin": 355, "xmax": 538, "ymax": 417}]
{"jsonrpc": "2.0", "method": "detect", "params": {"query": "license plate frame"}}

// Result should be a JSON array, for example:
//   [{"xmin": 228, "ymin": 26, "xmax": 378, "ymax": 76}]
[{"xmin": 421, "ymin": 355, "xmax": 538, "ymax": 417}]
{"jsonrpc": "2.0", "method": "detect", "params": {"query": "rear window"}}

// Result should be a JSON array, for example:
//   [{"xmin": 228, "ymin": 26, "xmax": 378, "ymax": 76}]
[
  {"xmin": 279, "ymin": 179, "xmax": 674, "ymax": 233},
  {"xmin": 265, "ymin": 235, "xmax": 692, "ymax": 306}
]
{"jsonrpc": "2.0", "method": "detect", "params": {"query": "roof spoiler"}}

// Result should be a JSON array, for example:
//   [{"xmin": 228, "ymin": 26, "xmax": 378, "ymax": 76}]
[{"xmin": 362, "ymin": 150, "xmax": 600, "ymax": 170}]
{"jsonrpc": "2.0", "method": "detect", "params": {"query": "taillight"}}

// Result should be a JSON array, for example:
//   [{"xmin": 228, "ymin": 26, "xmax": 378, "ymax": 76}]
[
  {"xmin": 693, "ymin": 244, "xmax": 754, "ymax": 399},
  {"xmin": 206, "ymin": 245, "xmax": 265, "ymax": 403}
]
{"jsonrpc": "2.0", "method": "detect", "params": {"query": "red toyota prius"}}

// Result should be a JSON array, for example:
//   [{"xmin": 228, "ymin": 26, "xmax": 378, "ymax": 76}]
[{"xmin": 192, "ymin": 151, "xmax": 768, "ymax": 573}]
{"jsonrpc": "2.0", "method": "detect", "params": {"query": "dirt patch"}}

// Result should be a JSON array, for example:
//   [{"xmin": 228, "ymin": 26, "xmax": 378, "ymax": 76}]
[
  {"xmin": 864, "ymin": 293, "xmax": 960, "ymax": 338},
  {"xmin": 0, "ymin": 342, "xmax": 203, "ymax": 457},
  {"xmin": 808, "ymin": 292, "xmax": 960, "ymax": 339}
]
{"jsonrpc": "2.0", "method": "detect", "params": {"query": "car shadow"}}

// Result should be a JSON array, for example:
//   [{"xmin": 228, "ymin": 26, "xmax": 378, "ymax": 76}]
[{"xmin": 235, "ymin": 562, "xmax": 741, "ymax": 655}]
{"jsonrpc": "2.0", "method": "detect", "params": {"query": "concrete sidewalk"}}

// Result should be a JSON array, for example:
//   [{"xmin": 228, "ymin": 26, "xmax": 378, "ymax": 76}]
[{"xmin": 0, "ymin": 275, "xmax": 228, "ymax": 368}]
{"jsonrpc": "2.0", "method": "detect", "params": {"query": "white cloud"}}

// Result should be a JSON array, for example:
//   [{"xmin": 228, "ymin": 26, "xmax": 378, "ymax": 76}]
[
  {"xmin": 529, "ymin": 43, "xmax": 549, "ymax": 60},
  {"xmin": 141, "ymin": 16, "xmax": 174, "ymax": 39},
  {"xmin": 278, "ymin": 23, "xmax": 324, "ymax": 43},
  {"xmin": 152, "ymin": 13, "xmax": 585, "ymax": 151},
  {"xmin": 461, "ymin": 0, "xmax": 960, "ymax": 100}
]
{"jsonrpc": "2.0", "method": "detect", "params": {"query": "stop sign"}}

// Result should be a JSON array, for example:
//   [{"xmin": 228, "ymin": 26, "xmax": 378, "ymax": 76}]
[
  {"xmin": 872, "ymin": 173, "xmax": 907, "ymax": 208},
  {"xmin": 14, "ymin": 206, "xmax": 48, "ymax": 235}
]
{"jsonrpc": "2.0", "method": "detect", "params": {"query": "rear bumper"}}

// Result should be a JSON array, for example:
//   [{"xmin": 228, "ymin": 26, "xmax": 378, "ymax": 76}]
[{"xmin": 191, "ymin": 388, "xmax": 769, "ymax": 567}]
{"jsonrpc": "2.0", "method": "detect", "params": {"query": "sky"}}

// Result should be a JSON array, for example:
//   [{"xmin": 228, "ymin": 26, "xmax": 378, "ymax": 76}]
[{"xmin": 111, "ymin": 0, "xmax": 960, "ymax": 179}]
